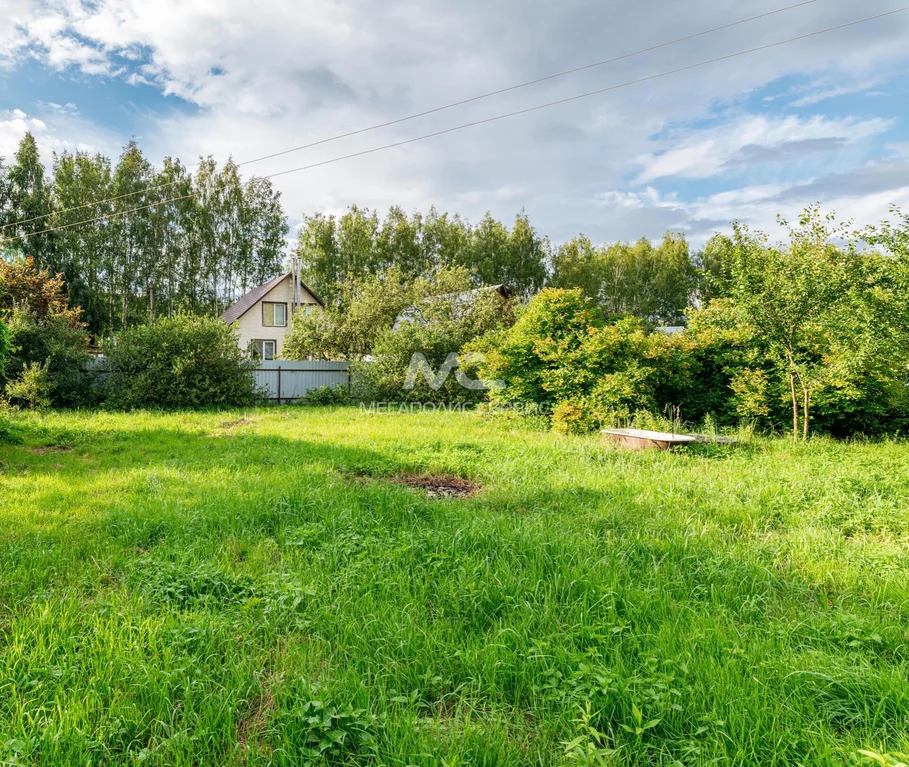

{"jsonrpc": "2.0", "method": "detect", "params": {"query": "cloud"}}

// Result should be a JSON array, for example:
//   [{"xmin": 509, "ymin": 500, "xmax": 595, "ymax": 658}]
[
  {"xmin": 0, "ymin": 0, "xmax": 907, "ymax": 251},
  {"xmin": 36, "ymin": 101, "xmax": 80, "ymax": 115},
  {"xmin": 0, "ymin": 108, "xmax": 121, "ymax": 168},
  {"xmin": 635, "ymin": 115, "xmax": 893, "ymax": 183},
  {"xmin": 787, "ymin": 74, "xmax": 891, "ymax": 107},
  {"xmin": 596, "ymin": 159, "xmax": 909, "ymax": 246},
  {"xmin": 0, "ymin": 109, "xmax": 49, "ymax": 157}
]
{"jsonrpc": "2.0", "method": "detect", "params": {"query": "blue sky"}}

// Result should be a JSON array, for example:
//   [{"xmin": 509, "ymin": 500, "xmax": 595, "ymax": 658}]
[{"xmin": 2, "ymin": 0, "xmax": 909, "ymax": 247}]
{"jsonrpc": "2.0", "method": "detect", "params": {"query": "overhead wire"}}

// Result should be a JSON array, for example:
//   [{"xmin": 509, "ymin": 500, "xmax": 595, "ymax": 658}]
[
  {"xmin": 5, "ymin": 4, "xmax": 907, "ymax": 243},
  {"xmin": 0, "ymin": 0, "xmax": 817, "ymax": 232}
]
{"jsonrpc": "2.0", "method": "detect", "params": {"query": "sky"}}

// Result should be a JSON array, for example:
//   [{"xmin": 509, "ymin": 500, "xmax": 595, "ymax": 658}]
[{"xmin": 1, "ymin": 0, "xmax": 909, "ymax": 249}]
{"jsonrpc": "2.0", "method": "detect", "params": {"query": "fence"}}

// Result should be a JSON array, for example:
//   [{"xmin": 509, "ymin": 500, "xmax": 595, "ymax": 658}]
[
  {"xmin": 80, "ymin": 357, "xmax": 351, "ymax": 404},
  {"xmin": 253, "ymin": 360, "xmax": 350, "ymax": 403}
]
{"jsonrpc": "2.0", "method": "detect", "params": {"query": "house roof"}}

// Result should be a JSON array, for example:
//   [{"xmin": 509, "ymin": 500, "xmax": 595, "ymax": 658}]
[{"xmin": 220, "ymin": 273, "xmax": 325, "ymax": 324}]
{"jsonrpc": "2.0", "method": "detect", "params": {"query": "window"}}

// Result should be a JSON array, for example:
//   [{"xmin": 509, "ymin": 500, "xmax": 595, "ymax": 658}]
[
  {"xmin": 262, "ymin": 301, "xmax": 287, "ymax": 327},
  {"xmin": 251, "ymin": 340, "xmax": 276, "ymax": 360}
]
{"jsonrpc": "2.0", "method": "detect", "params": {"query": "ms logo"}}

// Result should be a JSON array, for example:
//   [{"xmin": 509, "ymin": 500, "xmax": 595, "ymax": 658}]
[{"xmin": 403, "ymin": 352, "xmax": 505, "ymax": 392}]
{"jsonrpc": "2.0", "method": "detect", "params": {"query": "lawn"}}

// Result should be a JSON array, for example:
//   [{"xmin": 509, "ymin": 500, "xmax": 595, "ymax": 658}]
[{"xmin": 0, "ymin": 407, "xmax": 907, "ymax": 766}]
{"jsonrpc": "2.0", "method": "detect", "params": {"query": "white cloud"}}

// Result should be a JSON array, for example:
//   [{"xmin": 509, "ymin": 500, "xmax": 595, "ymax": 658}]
[
  {"xmin": 0, "ymin": 108, "xmax": 121, "ymax": 168},
  {"xmin": 0, "ymin": 0, "xmax": 908, "ymax": 248},
  {"xmin": 789, "ymin": 75, "xmax": 889, "ymax": 107},
  {"xmin": 635, "ymin": 115, "xmax": 893, "ymax": 183},
  {"xmin": 596, "ymin": 161, "xmax": 909, "ymax": 246},
  {"xmin": 36, "ymin": 100, "xmax": 80, "ymax": 115}
]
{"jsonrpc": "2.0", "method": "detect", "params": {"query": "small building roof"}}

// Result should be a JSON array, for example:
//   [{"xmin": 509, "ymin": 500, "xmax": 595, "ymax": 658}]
[{"xmin": 221, "ymin": 272, "xmax": 324, "ymax": 325}]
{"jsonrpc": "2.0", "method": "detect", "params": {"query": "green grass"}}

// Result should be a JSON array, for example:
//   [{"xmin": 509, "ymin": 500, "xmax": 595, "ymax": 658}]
[{"xmin": 0, "ymin": 407, "xmax": 907, "ymax": 766}]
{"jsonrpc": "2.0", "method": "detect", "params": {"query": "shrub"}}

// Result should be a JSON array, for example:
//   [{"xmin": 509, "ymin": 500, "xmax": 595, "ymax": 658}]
[
  {"xmin": 5, "ymin": 361, "xmax": 52, "ymax": 410},
  {"xmin": 0, "ymin": 258, "xmax": 92, "ymax": 407},
  {"xmin": 2, "ymin": 310, "xmax": 94, "ymax": 407},
  {"xmin": 471, "ymin": 289, "xmax": 673, "ymax": 428},
  {"xmin": 304, "ymin": 384, "xmax": 353, "ymax": 405},
  {"xmin": 103, "ymin": 313, "xmax": 258, "ymax": 409}
]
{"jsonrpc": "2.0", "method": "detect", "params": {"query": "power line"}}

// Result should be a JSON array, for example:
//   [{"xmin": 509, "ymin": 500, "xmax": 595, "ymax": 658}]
[
  {"xmin": 0, "ymin": 0, "xmax": 817, "ymax": 232},
  {"xmin": 6, "ymin": 4, "xmax": 908, "ymax": 244}
]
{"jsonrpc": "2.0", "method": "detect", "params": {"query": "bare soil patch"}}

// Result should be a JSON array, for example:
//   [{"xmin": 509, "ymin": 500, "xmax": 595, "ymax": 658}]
[
  {"xmin": 236, "ymin": 688, "xmax": 276, "ymax": 759},
  {"xmin": 396, "ymin": 473, "xmax": 481, "ymax": 500},
  {"xmin": 28, "ymin": 445, "xmax": 73, "ymax": 455},
  {"xmin": 218, "ymin": 417, "xmax": 251, "ymax": 430}
]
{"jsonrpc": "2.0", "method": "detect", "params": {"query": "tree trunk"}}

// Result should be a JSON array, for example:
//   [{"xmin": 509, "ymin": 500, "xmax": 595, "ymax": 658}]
[
  {"xmin": 802, "ymin": 387, "xmax": 810, "ymax": 440},
  {"xmin": 789, "ymin": 372, "xmax": 799, "ymax": 441}
]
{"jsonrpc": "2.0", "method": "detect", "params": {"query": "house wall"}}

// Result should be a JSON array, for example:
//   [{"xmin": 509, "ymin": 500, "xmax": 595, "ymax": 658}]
[{"xmin": 233, "ymin": 275, "xmax": 320, "ymax": 358}]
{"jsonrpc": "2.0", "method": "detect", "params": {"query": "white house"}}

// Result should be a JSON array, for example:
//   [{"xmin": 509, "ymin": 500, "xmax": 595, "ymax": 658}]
[{"xmin": 221, "ymin": 272, "xmax": 324, "ymax": 359}]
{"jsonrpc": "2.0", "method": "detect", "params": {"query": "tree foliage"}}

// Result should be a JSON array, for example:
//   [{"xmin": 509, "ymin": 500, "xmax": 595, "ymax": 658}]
[
  {"xmin": 551, "ymin": 232, "xmax": 694, "ymax": 324},
  {"xmin": 1, "ymin": 134, "xmax": 287, "ymax": 338},
  {"xmin": 295, "ymin": 207, "xmax": 548, "ymax": 303},
  {"xmin": 358, "ymin": 270, "xmax": 516, "ymax": 404}
]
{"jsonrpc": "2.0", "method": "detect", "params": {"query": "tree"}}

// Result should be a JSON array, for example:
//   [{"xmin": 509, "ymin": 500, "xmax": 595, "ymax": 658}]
[
  {"xmin": 40, "ymin": 139, "xmax": 287, "ymax": 336},
  {"xmin": 52, "ymin": 150, "xmax": 115, "ymax": 333},
  {"xmin": 550, "ymin": 235, "xmax": 602, "ymax": 299},
  {"xmin": 111, "ymin": 141, "xmax": 154, "ymax": 329},
  {"xmin": 295, "ymin": 206, "xmax": 547, "ymax": 302},
  {"xmin": 693, "ymin": 233, "xmax": 735, "ymax": 303},
  {"xmin": 551, "ymin": 232, "xmax": 694, "ymax": 324},
  {"xmin": 729, "ymin": 208, "xmax": 864, "ymax": 439},
  {"xmin": 504, "ymin": 211, "xmax": 548, "ymax": 297},
  {"xmin": 356, "ymin": 268, "xmax": 516, "ymax": 404},
  {"xmin": 376, "ymin": 206, "xmax": 425, "ymax": 278},
  {"xmin": 282, "ymin": 268, "xmax": 414, "ymax": 361},
  {"xmin": 0, "ymin": 317, "xmax": 8, "ymax": 379},
  {"xmin": 6, "ymin": 133, "xmax": 55, "ymax": 267}
]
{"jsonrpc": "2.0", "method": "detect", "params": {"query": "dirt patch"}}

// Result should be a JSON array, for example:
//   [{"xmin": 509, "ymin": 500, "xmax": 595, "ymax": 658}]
[
  {"xmin": 397, "ymin": 474, "xmax": 481, "ymax": 500},
  {"xmin": 207, "ymin": 417, "xmax": 256, "ymax": 438},
  {"xmin": 219, "ymin": 417, "xmax": 251, "ymax": 430},
  {"xmin": 28, "ymin": 445, "xmax": 73, "ymax": 455},
  {"xmin": 236, "ymin": 688, "xmax": 276, "ymax": 758}
]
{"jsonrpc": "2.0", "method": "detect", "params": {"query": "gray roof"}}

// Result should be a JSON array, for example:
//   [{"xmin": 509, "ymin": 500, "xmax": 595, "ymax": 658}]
[{"xmin": 221, "ymin": 273, "xmax": 325, "ymax": 324}]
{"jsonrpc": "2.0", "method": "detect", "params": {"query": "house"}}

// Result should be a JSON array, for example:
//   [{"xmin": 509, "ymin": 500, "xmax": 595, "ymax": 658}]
[{"xmin": 221, "ymin": 272, "xmax": 324, "ymax": 359}]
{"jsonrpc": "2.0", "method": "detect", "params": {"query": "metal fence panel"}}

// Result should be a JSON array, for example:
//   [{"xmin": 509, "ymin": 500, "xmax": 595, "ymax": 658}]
[{"xmin": 253, "ymin": 360, "xmax": 350, "ymax": 402}]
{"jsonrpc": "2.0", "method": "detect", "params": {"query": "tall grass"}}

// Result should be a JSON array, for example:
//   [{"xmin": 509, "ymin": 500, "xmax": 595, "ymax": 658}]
[{"xmin": 0, "ymin": 407, "xmax": 907, "ymax": 765}]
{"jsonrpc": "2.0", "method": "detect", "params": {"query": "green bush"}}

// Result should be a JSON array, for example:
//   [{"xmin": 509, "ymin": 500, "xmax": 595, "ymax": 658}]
[
  {"xmin": 103, "ymin": 313, "xmax": 258, "ymax": 409},
  {"xmin": 0, "ymin": 256, "xmax": 93, "ymax": 408},
  {"xmin": 470, "ymin": 289, "xmax": 774, "ymax": 433},
  {"xmin": 2, "ymin": 310, "xmax": 94, "ymax": 408},
  {"xmin": 470, "ymin": 289, "xmax": 672, "ymax": 428},
  {"xmin": 5, "ymin": 361, "xmax": 52, "ymax": 410},
  {"xmin": 304, "ymin": 384, "xmax": 353, "ymax": 405}
]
